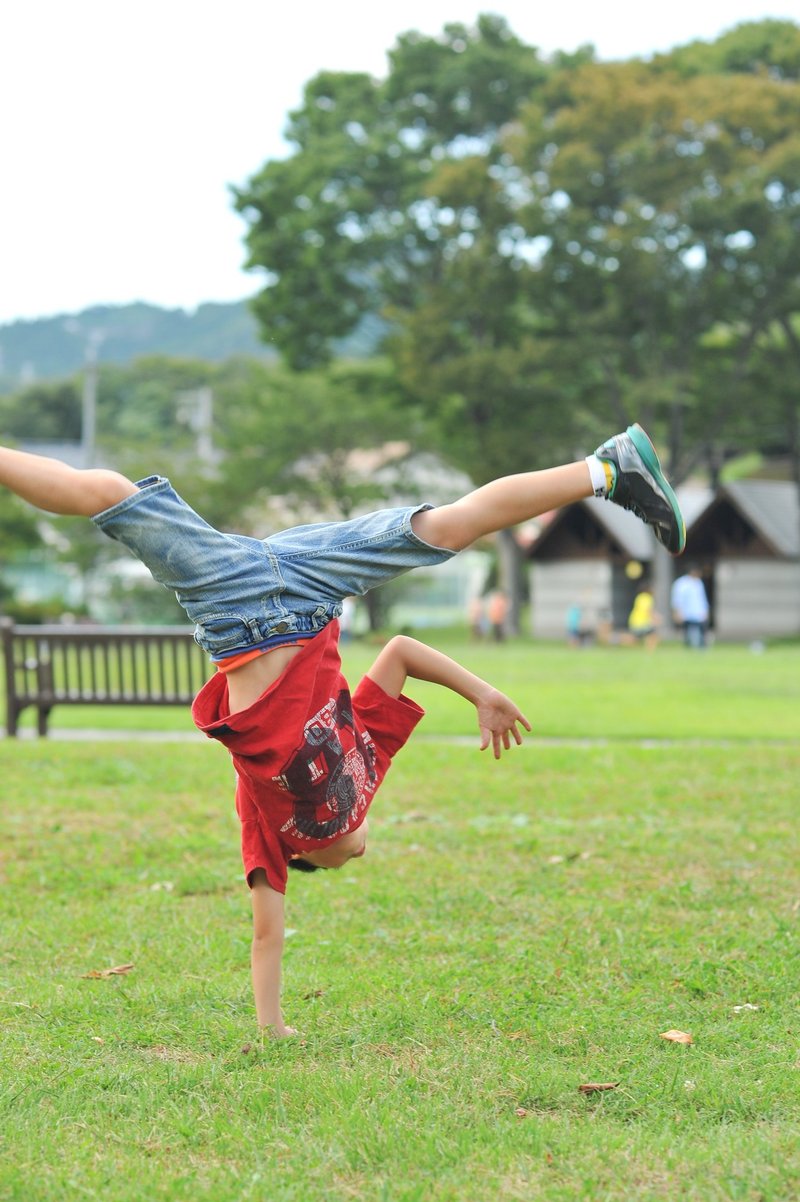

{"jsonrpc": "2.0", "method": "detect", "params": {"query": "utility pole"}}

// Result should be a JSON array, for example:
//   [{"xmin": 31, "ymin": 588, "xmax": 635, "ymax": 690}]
[
  {"xmin": 79, "ymin": 328, "xmax": 104, "ymax": 467},
  {"xmin": 195, "ymin": 386, "xmax": 214, "ymax": 465},
  {"xmin": 177, "ymin": 386, "xmax": 217, "ymax": 470}
]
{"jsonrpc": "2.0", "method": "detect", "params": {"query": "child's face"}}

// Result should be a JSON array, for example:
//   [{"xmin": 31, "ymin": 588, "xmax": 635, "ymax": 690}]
[{"xmin": 293, "ymin": 818, "xmax": 369, "ymax": 870}]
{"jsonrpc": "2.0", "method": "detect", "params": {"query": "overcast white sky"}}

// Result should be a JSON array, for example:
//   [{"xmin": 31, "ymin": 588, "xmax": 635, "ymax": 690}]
[{"xmin": 2, "ymin": 1, "xmax": 797, "ymax": 325}]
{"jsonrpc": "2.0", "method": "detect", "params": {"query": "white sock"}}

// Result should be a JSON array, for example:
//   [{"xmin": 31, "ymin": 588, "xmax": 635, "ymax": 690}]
[{"xmin": 585, "ymin": 453, "xmax": 613, "ymax": 498}]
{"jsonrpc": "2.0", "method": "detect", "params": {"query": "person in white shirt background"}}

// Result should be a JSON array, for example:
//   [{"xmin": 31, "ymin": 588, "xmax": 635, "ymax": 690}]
[{"xmin": 671, "ymin": 567, "xmax": 710, "ymax": 648}]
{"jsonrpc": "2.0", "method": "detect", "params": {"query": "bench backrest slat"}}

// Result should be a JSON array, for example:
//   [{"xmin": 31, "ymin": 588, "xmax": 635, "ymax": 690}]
[{"xmin": 1, "ymin": 620, "xmax": 212, "ymax": 735}]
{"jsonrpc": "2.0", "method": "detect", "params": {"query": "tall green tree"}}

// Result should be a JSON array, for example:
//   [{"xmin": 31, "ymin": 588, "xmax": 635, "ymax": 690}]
[
  {"xmin": 0, "ymin": 492, "xmax": 45, "ymax": 612},
  {"xmin": 234, "ymin": 16, "xmax": 588, "ymax": 628},
  {"xmin": 235, "ymin": 16, "xmax": 800, "ymax": 626},
  {"xmin": 233, "ymin": 14, "xmax": 553, "ymax": 373},
  {"xmin": 0, "ymin": 492, "xmax": 41, "ymax": 556},
  {"xmin": 236, "ymin": 17, "xmax": 800, "ymax": 479},
  {"xmin": 208, "ymin": 358, "xmax": 418, "ymax": 530},
  {"xmin": 660, "ymin": 18, "xmax": 800, "ymax": 81},
  {"xmin": 506, "ymin": 45, "xmax": 800, "ymax": 480},
  {"xmin": 0, "ymin": 382, "xmax": 81, "ymax": 441}
]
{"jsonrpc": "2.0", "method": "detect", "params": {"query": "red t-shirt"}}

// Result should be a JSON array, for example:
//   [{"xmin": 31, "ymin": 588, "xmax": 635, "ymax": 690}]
[{"xmin": 191, "ymin": 621, "xmax": 424, "ymax": 893}]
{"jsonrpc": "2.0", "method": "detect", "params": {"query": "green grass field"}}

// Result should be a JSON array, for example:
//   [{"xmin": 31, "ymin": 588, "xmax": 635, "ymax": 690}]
[{"xmin": 1, "ymin": 639, "xmax": 798, "ymax": 1201}]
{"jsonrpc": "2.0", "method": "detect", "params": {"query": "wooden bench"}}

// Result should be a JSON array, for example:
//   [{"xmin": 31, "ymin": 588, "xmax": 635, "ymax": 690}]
[{"xmin": 1, "ymin": 619, "xmax": 211, "ymax": 736}]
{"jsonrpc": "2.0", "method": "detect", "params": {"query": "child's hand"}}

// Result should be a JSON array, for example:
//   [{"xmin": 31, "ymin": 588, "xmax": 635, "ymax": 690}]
[{"xmin": 476, "ymin": 688, "xmax": 532, "ymax": 759}]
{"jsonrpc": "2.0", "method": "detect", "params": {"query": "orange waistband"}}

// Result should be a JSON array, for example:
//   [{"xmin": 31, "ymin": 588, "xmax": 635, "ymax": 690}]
[{"xmin": 215, "ymin": 641, "xmax": 310, "ymax": 673}]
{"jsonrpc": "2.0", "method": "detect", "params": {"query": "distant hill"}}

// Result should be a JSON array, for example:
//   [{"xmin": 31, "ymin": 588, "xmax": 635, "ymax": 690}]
[
  {"xmin": 0, "ymin": 300, "xmax": 386, "ymax": 392},
  {"xmin": 0, "ymin": 300, "xmax": 273, "ymax": 390}
]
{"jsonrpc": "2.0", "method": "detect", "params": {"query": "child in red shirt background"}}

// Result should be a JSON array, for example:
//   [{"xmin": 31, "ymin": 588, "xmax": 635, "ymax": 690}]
[{"xmin": 0, "ymin": 423, "xmax": 684, "ymax": 1036}]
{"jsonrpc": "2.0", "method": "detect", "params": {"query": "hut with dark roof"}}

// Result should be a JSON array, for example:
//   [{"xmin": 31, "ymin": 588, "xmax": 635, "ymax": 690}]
[
  {"xmin": 686, "ymin": 481, "xmax": 800, "ymax": 639},
  {"xmin": 527, "ymin": 482, "xmax": 799, "ymax": 641}
]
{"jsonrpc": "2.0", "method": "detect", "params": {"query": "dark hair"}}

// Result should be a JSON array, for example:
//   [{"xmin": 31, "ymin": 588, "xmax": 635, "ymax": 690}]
[{"xmin": 288, "ymin": 858, "xmax": 326, "ymax": 873}]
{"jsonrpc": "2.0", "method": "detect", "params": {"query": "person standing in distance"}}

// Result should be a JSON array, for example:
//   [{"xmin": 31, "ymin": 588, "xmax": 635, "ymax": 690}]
[{"xmin": 671, "ymin": 567, "xmax": 710, "ymax": 648}]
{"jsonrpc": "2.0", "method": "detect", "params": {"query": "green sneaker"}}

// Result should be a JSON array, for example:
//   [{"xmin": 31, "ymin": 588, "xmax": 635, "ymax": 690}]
[{"xmin": 595, "ymin": 424, "xmax": 686, "ymax": 555}]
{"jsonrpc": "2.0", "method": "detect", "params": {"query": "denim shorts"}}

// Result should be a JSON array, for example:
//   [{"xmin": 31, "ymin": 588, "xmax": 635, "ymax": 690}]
[{"xmin": 92, "ymin": 477, "xmax": 455, "ymax": 658}]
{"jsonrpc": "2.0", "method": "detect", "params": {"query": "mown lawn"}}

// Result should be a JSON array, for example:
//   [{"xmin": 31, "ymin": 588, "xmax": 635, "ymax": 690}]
[
  {"xmin": 4, "ymin": 638, "xmax": 799, "ymax": 743},
  {"xmin": 1, "ymin": 639, "xmax": 798, "ymax": 1201}
]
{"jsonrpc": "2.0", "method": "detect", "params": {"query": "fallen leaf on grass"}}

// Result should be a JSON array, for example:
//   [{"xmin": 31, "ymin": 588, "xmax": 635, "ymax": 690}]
[
  {"xmin": 732, "ymin": 1003, "xmax": 759, "ymax": 1013},
  {"xmin": 578, "ymin": 1081, "xmax": 620, "ymax": 1094},
  {"xmin": 303, "ymin": 988, "xmax": 325, "ymax": 1000},
  {"xmin": 660, "ymin": 1029, "xmax": 693, "ymax": 1045},
  {"xmin": 82, "ymin": 964, "xmax": 135, "ymax": 979},
  {"xmin": 515, "ymin": 1107, "xmax": 529, "ymax": 1118}
]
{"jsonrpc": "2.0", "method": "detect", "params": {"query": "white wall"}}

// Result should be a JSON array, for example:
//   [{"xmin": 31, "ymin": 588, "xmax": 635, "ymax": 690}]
[
  {"xmin": 530, "ymin": 560, "xmax": 612, "ymax": 639},
  {"xmin": 716, "ymin": 560, "xmax": 800, "ymax": 638}
]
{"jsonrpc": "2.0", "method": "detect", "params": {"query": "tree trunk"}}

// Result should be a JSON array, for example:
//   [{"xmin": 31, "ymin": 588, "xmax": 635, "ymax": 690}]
[
  {"xmin": 651, "ymin": 536, "xmax": 675, "ymax": 641},
  {"xmin": 778, "ymin": 320, "xmax": 800, "ymax": 535},
  {"xmin": 363, "ymin": 588, "xmax": 385, "ymax": 633},
  {"xmin": 496, "ymin": 527, "xmax": 524, "ymax": 636}
]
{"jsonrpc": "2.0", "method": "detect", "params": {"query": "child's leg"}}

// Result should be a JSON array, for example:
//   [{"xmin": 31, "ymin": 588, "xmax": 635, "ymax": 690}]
[
  {"xmin": 413, "ymin": 424, "xmax": 686, "ymax": 557},
  {"xmin": 0, "ymin": 445, "xmax": 136, "ymax": 516},
  {"xmin": 0, "ymin": 444, "xmax": 296, "ymax": 663},
  {"xmin": 412, "ymin": 461, "xmax": 592, "ymax": 551}
]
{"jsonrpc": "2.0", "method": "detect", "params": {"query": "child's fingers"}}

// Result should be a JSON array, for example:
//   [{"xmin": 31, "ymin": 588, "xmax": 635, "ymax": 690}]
[{"xmin": 481, "ymin": 715, "xmax": 529, "ymax": 757}]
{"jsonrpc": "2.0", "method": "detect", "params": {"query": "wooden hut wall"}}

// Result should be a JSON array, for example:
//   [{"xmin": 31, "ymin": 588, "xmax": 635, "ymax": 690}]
[
  {"xmin": 715, "ymin": 560, "xmax": 800, "ymax": 638},
  {"xmin": 530, "ymin": 560, "xmax": 611, "ymax": 639}
]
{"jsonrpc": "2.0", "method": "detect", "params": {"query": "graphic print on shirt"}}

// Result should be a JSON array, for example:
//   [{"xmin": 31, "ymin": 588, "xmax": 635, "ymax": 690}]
[{"xmin": 275, "ymin": 688, "xmax": 377, "ymax": 841}]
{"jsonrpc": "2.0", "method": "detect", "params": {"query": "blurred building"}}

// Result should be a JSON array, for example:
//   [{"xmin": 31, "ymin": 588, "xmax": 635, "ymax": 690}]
[{"xmin": 528, "ymin": 482, "xmax": 800, "ymax": 641}]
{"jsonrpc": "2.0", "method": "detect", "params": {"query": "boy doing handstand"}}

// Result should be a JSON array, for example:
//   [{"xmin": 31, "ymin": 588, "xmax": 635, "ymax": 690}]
[{"xmin": 0, "ymin": 425, "xmax": 684, "ymax": 1036}]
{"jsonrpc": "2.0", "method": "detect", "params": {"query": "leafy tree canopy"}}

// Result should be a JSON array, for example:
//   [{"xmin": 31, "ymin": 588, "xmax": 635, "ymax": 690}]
[
  {"xmin": 507, "ymin": 54, "xmax": 800, "ymax": 475},
  {"xmin": 657, "ymin": 19, "xmax": 800, "ymax": 81},
  {"xmin": 234, "ymin": 16, "xmax": 800, "ymax": 487},
  {"xmin": 207, "ymin": 357, "xmax": 420, "ymax": 527},
  {"xmin": 0, "ymin": 492, "xmax": 42, "ymax": 557},
  {"xmin": 0, "ymin": 382, "xmax": 81, "ymax": 441},
  {"xmin": 233, "ymin": 14, "xmax": 551, "ymax": 370}
]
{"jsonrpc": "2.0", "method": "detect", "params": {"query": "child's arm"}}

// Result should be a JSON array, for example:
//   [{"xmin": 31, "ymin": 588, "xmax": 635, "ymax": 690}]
[
  {"xmin": 249, "ymin": 869, "xmax": 296, "ymax": 1038},
  {"xmin": 366, "ymin": 635, "xmax": 531, "ymax": 759}
]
